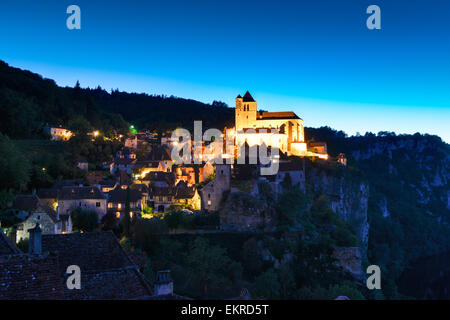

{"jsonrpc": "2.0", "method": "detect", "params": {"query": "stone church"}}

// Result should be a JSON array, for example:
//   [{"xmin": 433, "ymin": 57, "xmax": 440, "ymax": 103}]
[{"xmin": 234, "ymin": 91, "xmax": 308, "ymax": 156}]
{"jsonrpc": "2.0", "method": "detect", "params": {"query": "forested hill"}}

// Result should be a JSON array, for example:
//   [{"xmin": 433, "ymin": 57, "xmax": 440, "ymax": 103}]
[
  {"xmin": 306, "ymin": 127, "xmax": 450, "ymax": 298},
  {"xmin": 88, "ymin": 88, "xmax": 234, "ymax": 131},
  {"xmin": 0, "ymin": 60, "xmax": 233, "ymax": 139}
]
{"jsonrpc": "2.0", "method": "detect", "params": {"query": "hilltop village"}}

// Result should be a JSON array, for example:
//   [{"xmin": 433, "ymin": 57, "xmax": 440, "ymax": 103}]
[
  {"xmin": 1, "ymin": 92, "xmax": 352, "ymax": 299},
  {"xmin": 4, "ymin": 92, "xmax": 340, "ymax": 237}
]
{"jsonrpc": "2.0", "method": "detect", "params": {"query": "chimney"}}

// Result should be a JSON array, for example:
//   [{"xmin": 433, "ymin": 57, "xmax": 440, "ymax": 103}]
[
  {"xmin": 28, "ymin": 223, "xmax": 42, "ymax": 255},
  {"xmin": 154, "ymin": 270, "xmax": 173, "ymax": 296},
  {"xmin": 56, "ymin": 204, "xmax": 60, "ymax": 220}
]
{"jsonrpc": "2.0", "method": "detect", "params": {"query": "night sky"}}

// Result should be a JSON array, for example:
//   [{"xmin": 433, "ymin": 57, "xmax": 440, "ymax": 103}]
[{"xmin": 1, "ymin": 0, "xmax": 449, "ymax": 141}]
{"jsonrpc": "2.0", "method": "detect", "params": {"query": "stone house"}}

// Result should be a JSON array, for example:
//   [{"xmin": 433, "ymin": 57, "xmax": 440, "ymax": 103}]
[
  {"xmin": 112, "ymin": 158, "xmax": 137, "ymax": 174},
  {"xmin": 16, "ymin": 206, "xmax": 72, "ymax": 242},
  {"xmin": 200, "ymin": 164, "xmax": 231, "ymax": 212},
  {"xmin": 275, "ymin": 161, "xmax": 305, "ymax": 189},
  {"xmin": 57, "ymin": 186, "xmax": 107, "ymax": 220},
  {"xmin": 132, "ymin": 160, "xmax": 166, "ymax": 180},
  {"xmin": 116, "ymin": 147, "xmax": 136, "ymax": 159},
  {"xmin": 308, "ymin": 142, "xmax": 328, "ymax": 156},
  {"xmin": 144, "ymin": 145, "xmax": 173, "ymax": 172},
  {"xmin": 174, "ymin": 162, "xmax": 215, "ymax": 186},
  {"xmin": 8, "ymin": 194, "xmax": 72, "ymax": 242},
  {"xmin": 44, "ymin": 124, "xmax": 73, "ymax": 141},
  {"xmin": 140, "ymin": 171, "xmax": 176, "ymax": 188},
  {"xmin": 151, "ymin": 182, "xmax": 201, "ymax": 212},
  {"xmin": 125, "ymin": 134, "xmax": 138, "ymax": 150},
  {"xmin": 107, "ymin": 188, "xmax": 145, "ymax": 219}
]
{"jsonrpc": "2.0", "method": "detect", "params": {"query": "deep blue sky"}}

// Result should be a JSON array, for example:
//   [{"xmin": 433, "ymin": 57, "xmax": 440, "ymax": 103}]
[{"xmin": 0, "ymin": 0, "xmax": 449, "ymax": 142}]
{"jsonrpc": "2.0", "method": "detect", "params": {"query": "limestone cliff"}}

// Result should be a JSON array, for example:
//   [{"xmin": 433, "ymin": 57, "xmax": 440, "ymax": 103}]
[{"xmin": 306, "ymin": 164, "xmax": 370, "ymax": 252}]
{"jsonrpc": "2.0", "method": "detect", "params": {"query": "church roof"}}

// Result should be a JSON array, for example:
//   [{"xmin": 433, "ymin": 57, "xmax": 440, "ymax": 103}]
[
  {"xmin": 257, "ymin": 111, "xmax": 301, "ymax": 120},
  {"xmin": 236, "ymin": 94, "xmax": 242, "ymax": 99},
  {"xmin": 242, "ymin": 91, "xmax": 255, "ymax": 102}
]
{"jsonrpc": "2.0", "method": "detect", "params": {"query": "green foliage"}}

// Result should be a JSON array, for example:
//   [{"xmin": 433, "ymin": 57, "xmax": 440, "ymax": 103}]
[
  {"xmin": 70, "ymin": 207, "xmax": 99, "ymax": 232},
  {"xmin": 184, "ymin": 237, "xmax": 242, "ymax": 298},
  {"xmin": 0, "ymin": 190, "xmax": 14, "ymax": 211},
  {"xmin": 275, "ymin": 187, "xmax": 307, "ymax": 225},
  {"xmin": 327, "ymin": 284, "xmax": 365, "ymax": 300},
  {"xmin": 132, "ymin": 218, "xmax": 168, "ymax": 253},
  {"xmin": 0, "ymin": 133, "xmax": 30, "ymax": 190},
  {"xmin": 241, "ymin": 238, "xmax": 264, "ymax": 278},
  {"xmin": 164, "ymin": 209, "xmax": 219, "ymax": 230},
  {"xmin": 254, "ymin": 268, "xmax": 281, "ymax": 299}
]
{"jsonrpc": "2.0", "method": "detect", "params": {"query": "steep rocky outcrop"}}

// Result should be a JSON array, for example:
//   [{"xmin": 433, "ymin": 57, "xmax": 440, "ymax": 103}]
[{"xmin": 306, "ymin": 166, "xmax": 369, "ymax": 250}]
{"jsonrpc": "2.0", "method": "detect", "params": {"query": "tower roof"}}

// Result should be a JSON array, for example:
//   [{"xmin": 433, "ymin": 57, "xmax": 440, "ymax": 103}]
[
  {"xmin": 236, "ymin": 94, "xmax": 242, "ymax": 99},
  {"xmin": 242, "ymin": 91, "xmax": 255, "ymax": 102}
]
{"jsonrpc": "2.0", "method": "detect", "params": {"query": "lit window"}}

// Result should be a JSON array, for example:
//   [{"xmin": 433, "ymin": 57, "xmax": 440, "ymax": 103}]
[
  {"xmin": 116, "ymin": 212, "xmax": 121, "ymax": 218},
  {"xmin": 118, "ymin": 203, "xmax": 122, "ymax": 209}
]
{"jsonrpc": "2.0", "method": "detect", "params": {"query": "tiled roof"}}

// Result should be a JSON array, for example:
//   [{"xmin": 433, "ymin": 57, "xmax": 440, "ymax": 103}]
[
  {"xmin": 42, "ymin": 231, "xmax": 134, "ymax": 273},
  {"xmin": 117, "ymin": 170, "xmax": 133, "ymax": 186},
  {"xmin": 174, "ymin": 186, "xmax": 196, "ymax": 199},
  {"xmin": 114, "ymin": 158, "xmax": 137, "ymax": 166},
  {"xmin": 65, "ymin": 267, "xmax": 152, "ymax": 300},
  {"xmin": 130, "ymin": 183, "xmax": 149, "ymax": 193},
  {"xmin": 39, "ymin": 205, "xmax": 59, "ymax": 223},
  {"xmin": 0, "ymin": 254, "xmax": 65, "ymax": 300},
  {"xmin": 108, "ymin": 188, "xmax": 143, "ymax": 203},
  {"xmin": 257, "ymin": 111, "xmax": 301, "ymax": 120},
  {"xmin": 99, "ymin": 179, "xmax": 117, "ymax": 188},
  {"xmin": 0, "ymin": 230, "xmax": 20, "ymax": 256},
  {"xmin": 36, "ymin": 188, "xmax": 58, "ymax": 199},
  {"xmin": 58, "ymin": 186, "xmax": 106, "ymax": 200},
  {"xmin": 151, "ymin": 187, "xmax": 176, "ymax": 197},
  {"xmin": 41, "ymin": 231, "xmax": 153, "ymax": 299},
  {"xmin": 145, "ymin": 145, "xmax": 172, "ymax": 161},
  {"xmin": 143, "ymin": 171, "xmax": 175, "ymax": 185},
  {"xmin": 12, "ymin": 195, "xmax": 40, "ymax": 211},
  {"xmin": 86, "ymin": 175, "xmax": 103, "ymax": 186},
  {"xmin": 134, "ymin": 160, "xmax": 160, "ymax": 169},
  {"xmin": 151, "ymin": 185, "xmax": 196, "ymax": 199}
]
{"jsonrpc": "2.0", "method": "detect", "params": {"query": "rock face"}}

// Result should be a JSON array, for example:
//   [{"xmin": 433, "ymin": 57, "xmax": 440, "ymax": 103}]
[
  {"xmin": 307, "ymin": 167, "xmax": 370, "ymax": 251},
  {"xmin": 333, "ymin": 247, "xmax": 364, "ymax": 280},
  {"xmin": 219, "ymin": 190, "xmax": 274, "ymax": 232},
  {"xmin": 351, "ymin": 135, "xmax": 450, "ymax": 221}
]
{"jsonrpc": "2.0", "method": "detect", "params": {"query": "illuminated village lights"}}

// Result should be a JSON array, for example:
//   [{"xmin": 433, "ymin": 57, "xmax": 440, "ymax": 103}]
[{"xmin": 169, "ymin": 92, "xmax": 329, "ymax": 175}]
